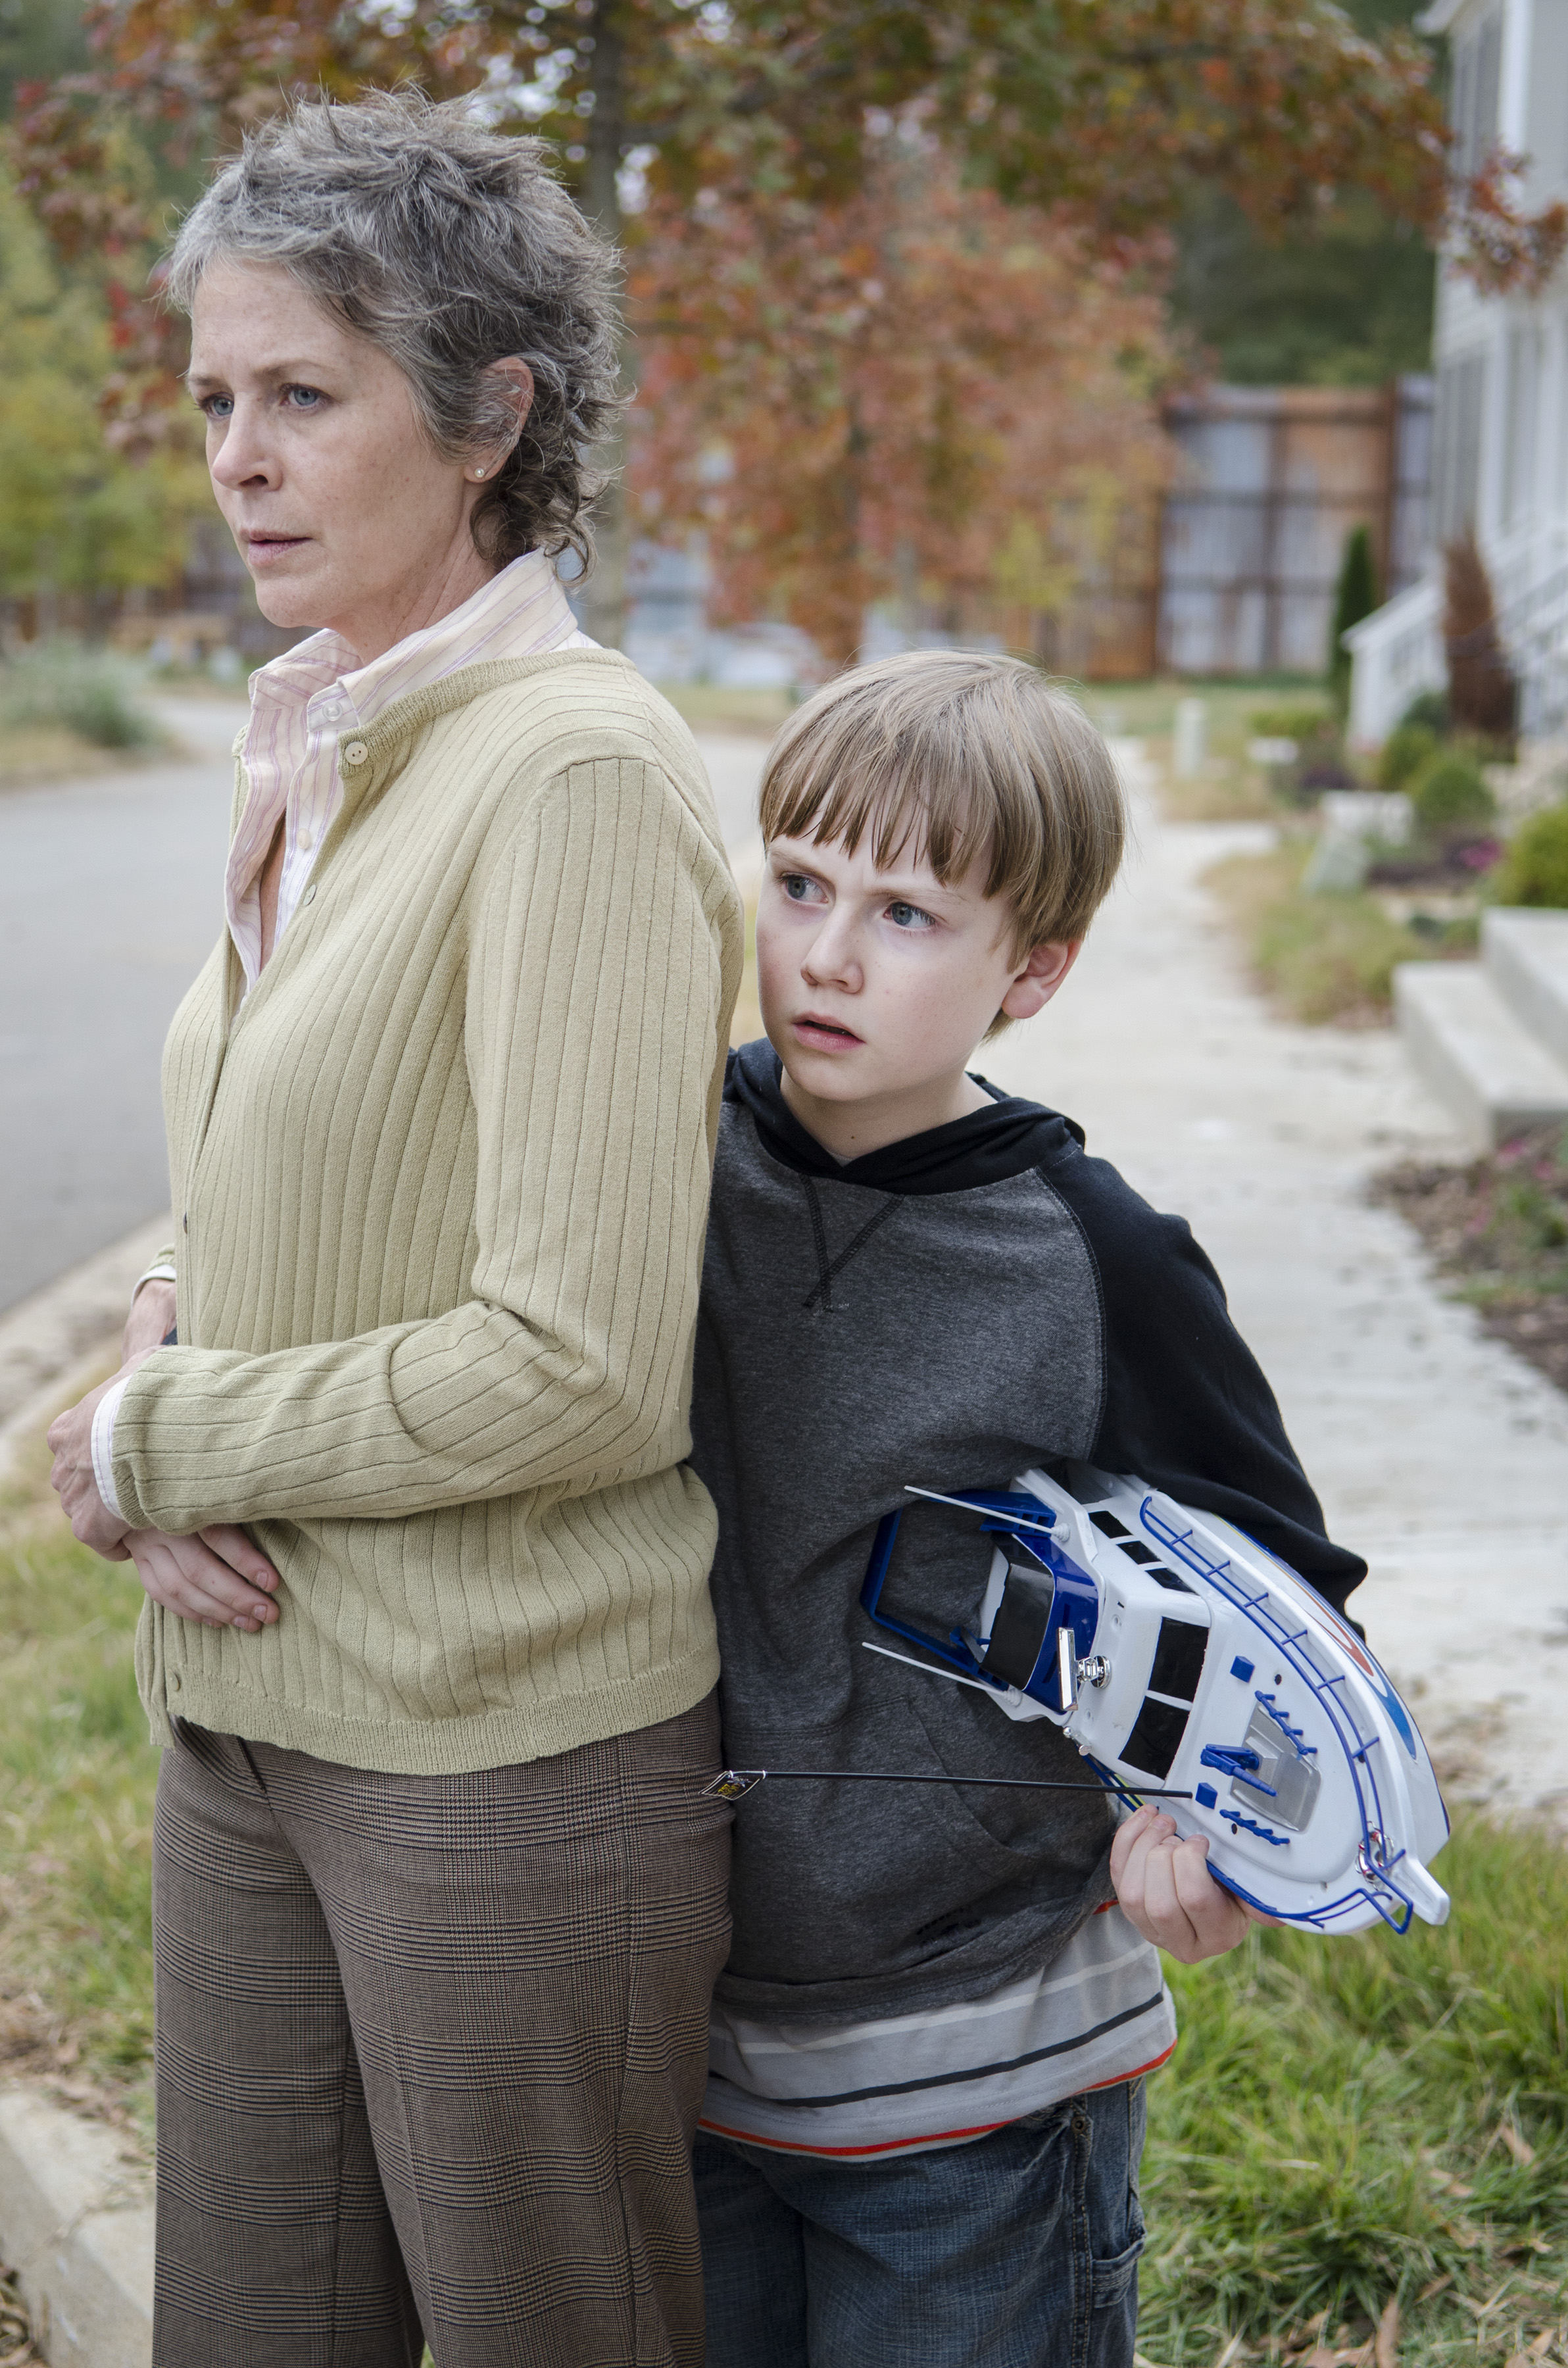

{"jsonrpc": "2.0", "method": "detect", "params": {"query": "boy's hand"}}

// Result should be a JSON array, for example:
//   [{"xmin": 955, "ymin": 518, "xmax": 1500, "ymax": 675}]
[{"xmin": 1110, "ymin": 1803, "xmax": 1277, "ymax": 1963}]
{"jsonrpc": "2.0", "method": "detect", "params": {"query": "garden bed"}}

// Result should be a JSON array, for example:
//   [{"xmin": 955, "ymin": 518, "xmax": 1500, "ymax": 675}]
[{"xmin": 1372, "ymin": 1127, "xmax": 1568, "ymax": 1396}]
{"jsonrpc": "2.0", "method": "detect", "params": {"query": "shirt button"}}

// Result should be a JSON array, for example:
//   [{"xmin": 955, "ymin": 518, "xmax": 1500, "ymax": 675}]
[{"xmin": 343, "ymin": 741, "xmax": 369, "ymax": 766}]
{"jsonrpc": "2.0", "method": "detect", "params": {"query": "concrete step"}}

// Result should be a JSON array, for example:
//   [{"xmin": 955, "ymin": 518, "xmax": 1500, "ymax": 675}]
[
  {"xmin": 1482, "ymin": 906, "xmax": 1568, "ymax": 1070},
  {"xmin": 1393, "ymin": 960, "xmax": 1568, "ymax": 1147}
]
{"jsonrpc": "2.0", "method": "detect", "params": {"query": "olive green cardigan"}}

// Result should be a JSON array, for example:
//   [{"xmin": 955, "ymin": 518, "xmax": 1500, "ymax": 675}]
[{"xmin": 116, "ymin": 649, "xmax": 743, "ymax": 1774}]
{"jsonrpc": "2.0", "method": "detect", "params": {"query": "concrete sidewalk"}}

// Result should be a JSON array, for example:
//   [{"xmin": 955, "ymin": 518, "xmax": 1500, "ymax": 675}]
[{"xmin": 985, "ymin": 744, "xmax": 1568, "ymax": 1821}]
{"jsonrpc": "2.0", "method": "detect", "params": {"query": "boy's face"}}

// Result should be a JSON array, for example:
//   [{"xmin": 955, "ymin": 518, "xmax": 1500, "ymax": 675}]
[{"xmin": 756, "ymin": 826, "xmax": 1079, "ymax": 1152}]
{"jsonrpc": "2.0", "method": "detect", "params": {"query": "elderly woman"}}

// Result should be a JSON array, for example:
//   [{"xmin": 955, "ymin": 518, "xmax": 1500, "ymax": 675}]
[{"xmin": 47, "ymin": 92, "xmax": 741, "ymax": 2368}]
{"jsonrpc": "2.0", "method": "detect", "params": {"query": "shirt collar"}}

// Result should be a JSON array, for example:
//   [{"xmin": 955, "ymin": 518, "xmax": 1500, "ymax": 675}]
[{"xmin": 246, "ymin": 551, "xmax": 585, "ymax": 727}]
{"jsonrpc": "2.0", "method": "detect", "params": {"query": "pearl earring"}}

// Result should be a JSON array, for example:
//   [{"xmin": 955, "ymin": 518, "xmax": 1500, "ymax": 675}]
[{"xmin": 474, "ymin": 468, "xmax": 485, "ymax": 479}]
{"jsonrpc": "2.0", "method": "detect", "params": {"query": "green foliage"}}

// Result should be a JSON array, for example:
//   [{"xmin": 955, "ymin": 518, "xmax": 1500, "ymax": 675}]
[
  {"xmin": 0, "ymin": 1465, "xmax": 157, "ymax": 2125},
  {"xmin": 1378, "ymin": 722, "xmax": 1440, "ymax": 789},
  {"xmin": 0, "ymin": 640, "xmax": 157, "ymax": 748},
  {"xmin": 1142, "ymin": 1813, "xmax": 1568, "ymax": 2363},
  {"xmin": 1169, "ymin": 183, "xmax": 1436, "ymax": 388},
  {"xmin": 1330, "ymin": 525, "xmax": 1380, "ymax": 701},
  {"xmin": 1400, "ymin": 690, "xmax": 1452, "ymax": 736},
  {"xmin": 1412, "ymin": 752, "xmax": 1496, "ymax": 841},
  {"xmin": 1250, "ymin": 703, "xmax": 1337, "ymax": 742},
  {"xmin": 0, "ymin": 169, "xmax": 205, "ymax": 605},
  {"xmin": 1492, "ymin": 803, "xmax": 1568, "ymax": 910}
]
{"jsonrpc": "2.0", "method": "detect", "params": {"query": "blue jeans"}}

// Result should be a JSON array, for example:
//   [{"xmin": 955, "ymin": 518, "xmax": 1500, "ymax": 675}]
[{"xmin": 695, "ymin": 2077, "xmax": 1146, "ymax": 2368}]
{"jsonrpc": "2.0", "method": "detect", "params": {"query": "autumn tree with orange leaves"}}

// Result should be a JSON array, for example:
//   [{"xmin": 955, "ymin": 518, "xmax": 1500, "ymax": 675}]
[
  {"xmin": 9, "ymin": 0, "xmax": 1561, "ymax": 649},
  {"xmin": 629, "ymin": 133, "xmax": 1177, "ymax": 664}
]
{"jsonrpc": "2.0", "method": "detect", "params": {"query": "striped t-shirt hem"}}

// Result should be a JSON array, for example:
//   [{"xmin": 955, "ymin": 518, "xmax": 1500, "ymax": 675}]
[{"xmin": 700, "ymin": 1906, "xmax": 1176, "ymax": 2159}]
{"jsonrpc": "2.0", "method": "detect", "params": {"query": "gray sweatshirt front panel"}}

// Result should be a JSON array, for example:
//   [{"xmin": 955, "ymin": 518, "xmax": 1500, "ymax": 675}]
[{"xmin": 691, "ymin": 1104, "xmax": 1120, "ymax": 2027}]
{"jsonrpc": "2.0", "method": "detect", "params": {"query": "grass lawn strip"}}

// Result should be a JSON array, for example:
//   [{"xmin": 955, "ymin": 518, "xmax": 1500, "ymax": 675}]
[
  {"xmin": 2, "ymin": 1436, "xmax": 1566, "ymax": 2361},
  {"xmin": 1203, "ymin": 840, "xmax": 1477, "ymax": 1028}
]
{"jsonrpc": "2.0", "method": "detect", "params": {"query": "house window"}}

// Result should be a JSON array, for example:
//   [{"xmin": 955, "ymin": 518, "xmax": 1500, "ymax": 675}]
[
  {"xmin": 1452, "ymin": 9, "xmax": 1504, "ymax": 176},
  {"xmin": 1433, "ymin": 353, "xmax": 1486, "ymax": 541}
]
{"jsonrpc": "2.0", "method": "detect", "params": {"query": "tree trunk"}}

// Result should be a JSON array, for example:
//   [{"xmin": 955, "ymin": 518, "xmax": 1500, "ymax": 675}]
[{"xmin": 576, "ymin": 0, "xmax": 631, "ymax": 650}]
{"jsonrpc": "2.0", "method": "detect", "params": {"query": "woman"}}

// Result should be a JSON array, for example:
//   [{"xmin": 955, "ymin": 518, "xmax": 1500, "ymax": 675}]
[{"xmin": 47, "ymin": 91, "xmax": 741, "ymax": 2368}]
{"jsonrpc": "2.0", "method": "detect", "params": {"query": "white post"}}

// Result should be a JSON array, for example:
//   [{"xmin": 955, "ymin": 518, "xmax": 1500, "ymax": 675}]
[{"xmin": 1173, "ymin": 697, "xmax": 1208, "ymax": 778}]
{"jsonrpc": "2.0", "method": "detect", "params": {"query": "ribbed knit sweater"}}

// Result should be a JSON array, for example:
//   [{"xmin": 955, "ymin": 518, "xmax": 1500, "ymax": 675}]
[{"xmin": 114, "ymin": 648, "xmax": 743, "ymax": 1775}]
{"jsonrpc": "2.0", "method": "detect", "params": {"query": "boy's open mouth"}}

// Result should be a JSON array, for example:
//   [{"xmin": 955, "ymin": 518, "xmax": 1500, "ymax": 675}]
[{"xmin": 793, "ymin": 1013, "xmax": 863, "ymax": 1047}]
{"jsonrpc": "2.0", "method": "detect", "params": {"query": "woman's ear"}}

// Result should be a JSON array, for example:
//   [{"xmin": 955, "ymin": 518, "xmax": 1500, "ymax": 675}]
[
  {"xmin": 1000, "ymin": 939, "xmax": 1081, "ymax": 1024},
  {"xmin": 468, "ymin": 357, "xmax": 535, "ymax": 481}
]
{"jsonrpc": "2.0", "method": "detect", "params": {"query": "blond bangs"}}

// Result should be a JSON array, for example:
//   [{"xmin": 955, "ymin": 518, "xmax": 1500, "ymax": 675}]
[{"xmin": 758, "ymin": 651, "xmax": 1125, "ymax": 959}]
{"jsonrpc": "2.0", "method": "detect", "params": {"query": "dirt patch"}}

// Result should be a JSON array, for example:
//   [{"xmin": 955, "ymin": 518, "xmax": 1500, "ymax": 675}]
[{"xmin": 1372, "ymin": 1125, "xmax": 1568, "ymax": 1394}]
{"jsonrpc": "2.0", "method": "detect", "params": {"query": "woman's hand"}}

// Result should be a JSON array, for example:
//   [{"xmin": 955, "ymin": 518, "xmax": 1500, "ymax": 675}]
[
  {"xmin": 47, "ymin": 1366, "xmax": 150, "ymax": 1559},
  {"xmin": 124, "ymin": 1277, "xmax": 177, "ymax": 1362},
  {"xmin": 128, "ymin": 1526, "xmax": 282, "ymax": 1633},
  {"xmin": 1110, "ymin": 1803, "xmax": 1277, "ymax": 1964}
]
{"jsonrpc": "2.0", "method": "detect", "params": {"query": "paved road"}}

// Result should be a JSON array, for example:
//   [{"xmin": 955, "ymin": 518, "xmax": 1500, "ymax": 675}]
[{"xmin": 0, "ymin": 701, "xmax": 244, "ymax": 1316}]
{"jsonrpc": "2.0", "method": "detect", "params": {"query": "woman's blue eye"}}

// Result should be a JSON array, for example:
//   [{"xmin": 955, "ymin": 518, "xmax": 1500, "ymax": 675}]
[
  {"xmin": 286, "ymin": 385, "xmax": 324, "ymax": 409},
  {"xmin": 203, "ymin": 394, "xmax": 234, "ymax": 420}
]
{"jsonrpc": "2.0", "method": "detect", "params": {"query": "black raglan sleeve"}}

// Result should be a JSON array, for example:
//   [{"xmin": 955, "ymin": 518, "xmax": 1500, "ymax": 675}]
[{"xmin": 1044, "ymin": 1148, "xmax": 1367, "ymax": 1617}]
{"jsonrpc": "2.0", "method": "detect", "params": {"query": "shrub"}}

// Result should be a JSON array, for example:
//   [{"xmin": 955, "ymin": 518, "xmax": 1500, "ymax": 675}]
[
  {"xmin": 0, "ymin": 640, "xmax": 156, "ymax": 750},
  {"xmin": 1250, "ymin": 703, "xmax": 1335, "ymax": 742},
  {"xmin": 1412, "ymin": 750, "xmax": 1495, "ymax": 841},
  {"xmin": 1399, "ymin": 689, "xmax": 1450, "ymax": 735},
  {"xmin": 1443, "ymin": 528, "xmax": 1517, "ymax": 744},
  {"xmin": 1492, "ymin": 801, "xmax": 1568, "ymax": 907},
  {"xmin": 1377, "ymin": 721, "xmax": 1438, "ymax": 790},
  {"xmin": 1328, "ymin": 522, "xmax": 1379, "ymax": 707}
]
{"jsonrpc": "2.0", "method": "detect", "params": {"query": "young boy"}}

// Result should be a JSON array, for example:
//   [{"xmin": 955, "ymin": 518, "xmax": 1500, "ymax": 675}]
[{"xmin": 687, "ymin": 651, "xmax": 1365, "ymax": 2368}]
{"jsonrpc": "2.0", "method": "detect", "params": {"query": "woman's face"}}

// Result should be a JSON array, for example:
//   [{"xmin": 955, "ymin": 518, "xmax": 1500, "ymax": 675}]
[{"xmin": 188, "ymin": 259, "xmax": 511, "ymax": 663}]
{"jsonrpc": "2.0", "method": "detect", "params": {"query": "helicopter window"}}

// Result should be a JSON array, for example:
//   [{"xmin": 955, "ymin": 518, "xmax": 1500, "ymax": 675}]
[
  {"xmin": 1090, "ymin": 1511, "xmax": 1131, "ymax": 1539},
  {"xmin": 1148, "ymin": 1617, "xmax": 1208, "ymax": 1704},
  {"xmin": 1121, "ymin": 1696, "xmax": 1188, "ymax": 1780},
  {"xmin": 1149, "ymin": 1568, "xmax": 1194, "ymax": 1594},
  {"xmin": 1121, "ymin": 1542, "xmax": 1160, "ymax": 1566},
  {"xmin": 981, "ymin": 1567, "xmax": 1056, "ymax": 1690}
]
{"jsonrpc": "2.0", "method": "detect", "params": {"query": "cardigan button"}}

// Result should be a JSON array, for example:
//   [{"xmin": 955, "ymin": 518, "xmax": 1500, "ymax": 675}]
[
  {"xmin": 170, "ymin": 1673, "xmax": 182, "ymax": 1694},
  {"xmin": 303, "ymin": 885, "xmax": 317, "ymax": 904},
  {"xmin": 343, "ymin": 741, "xmax": 369, "ymax": 766}
]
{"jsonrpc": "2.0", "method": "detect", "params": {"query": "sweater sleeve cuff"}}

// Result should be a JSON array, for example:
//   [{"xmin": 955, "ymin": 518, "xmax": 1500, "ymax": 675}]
[{"xmin": 91, "ymin": 1377, "xmax": 131, "ymax": 1523}]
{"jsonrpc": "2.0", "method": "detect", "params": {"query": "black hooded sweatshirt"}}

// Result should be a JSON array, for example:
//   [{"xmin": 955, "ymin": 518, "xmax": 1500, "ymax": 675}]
[{"xmin": 689, "ymin": 1039, "xmax": 1365, "ymax": 2029}]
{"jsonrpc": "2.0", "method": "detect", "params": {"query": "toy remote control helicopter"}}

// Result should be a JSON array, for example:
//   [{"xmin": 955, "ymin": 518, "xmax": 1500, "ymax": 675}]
[{"xmin": 710, "ymin": 1468, "xmax": 1450, "ymax": 1936}]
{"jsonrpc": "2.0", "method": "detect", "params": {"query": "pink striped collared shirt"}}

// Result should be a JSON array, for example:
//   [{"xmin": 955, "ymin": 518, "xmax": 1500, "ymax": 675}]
[{"xmin": 226, "ymin": 549, "xmax": 592, "ymax": 987}]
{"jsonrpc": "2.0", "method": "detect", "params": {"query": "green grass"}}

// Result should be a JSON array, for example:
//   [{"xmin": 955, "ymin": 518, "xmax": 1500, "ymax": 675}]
[
  {"xmin": 2, "ymin": 1450, "xmax": 1565, "ymax": 2364},
  {"xmin": 1142, "ymin": 1814, "xmax": 1568, "ymax": 2363},
  {"xmin": 1204, "ymin": 841, "xmax": 1475, "ymax": 1025},
  {"xmin": 0, "ymin": 1439, "xmax": 158, "ymax": 2137}
]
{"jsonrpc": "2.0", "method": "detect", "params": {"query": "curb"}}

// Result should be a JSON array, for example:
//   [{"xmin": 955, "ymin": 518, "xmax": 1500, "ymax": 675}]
[
  {"xmin": 0, "ymin": 1216, "xmax": 173, "ymax": 1487},
  {"xmin": 0, "ymin": 2086, "xmax": 152, "ymax": 2367}
]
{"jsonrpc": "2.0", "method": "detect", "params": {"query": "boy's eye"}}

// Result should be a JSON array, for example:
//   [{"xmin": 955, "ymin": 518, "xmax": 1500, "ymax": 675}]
[
  {"xmin": 781, "ymin": 872, "xmax": 825, "ymax": 904},
  {"xmin": 886, "ymin": 900, "xmax": 936, "ymax": 930}
]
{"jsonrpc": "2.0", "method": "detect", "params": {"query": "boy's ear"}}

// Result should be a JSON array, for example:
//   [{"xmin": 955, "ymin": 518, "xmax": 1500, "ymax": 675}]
[{"xmin": 1000, "ymin": 939, "xmax": 1081, "ymax": 1023}]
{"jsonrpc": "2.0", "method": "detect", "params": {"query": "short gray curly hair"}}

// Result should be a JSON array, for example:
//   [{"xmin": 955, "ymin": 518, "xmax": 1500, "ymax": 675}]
[{"xmin": 165, "ymin": 90, "xmax": 621, "ymax": 572}]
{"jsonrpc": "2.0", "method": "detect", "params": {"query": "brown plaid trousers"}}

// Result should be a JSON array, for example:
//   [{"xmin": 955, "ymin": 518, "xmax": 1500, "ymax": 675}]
[{"xmin": 151, "ymin": 1698, "xmax": 731, "ymax": 2368}]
